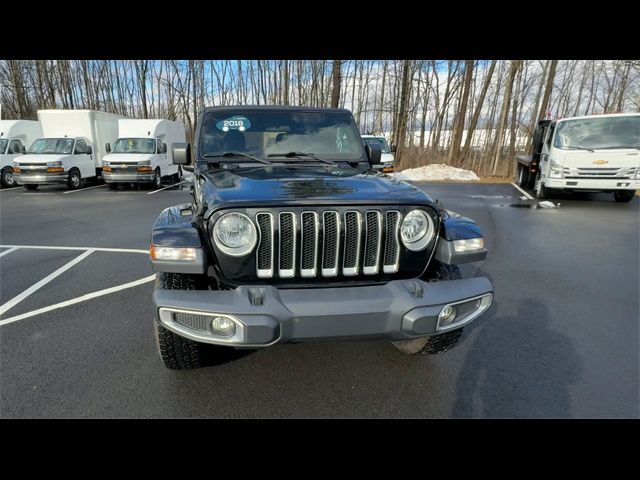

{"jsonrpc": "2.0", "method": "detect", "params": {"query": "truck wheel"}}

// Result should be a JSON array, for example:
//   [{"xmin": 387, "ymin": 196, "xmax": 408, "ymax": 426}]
[
  {"xmin": 67, "ymin": 168, "xmax": 81, "ymax": 190},
  {"xmin": 534, "ymin": 172, "xmax": 549, "ymax": 199},
  {"xmin": 153, "ymin": 168, "xmax": 162, "ymax": 189},
  {"xmin": 614, "ymin": 190, "xmax": 635, "ymax": 203},
  {"xmin": 1, "ymin": 167, "xmax": 16, "ymax": 188},
  {"xmin": 173, "ymin": 166, "xmax": 182, "ymax": 182},
  {"xmin": 107, "ymin": 182, "xmax": 119, "ymax": 190},
  {"xmin": 24, "ymin": 184, "xmax": 38, "ymax": 191},
  {"xmin": 393, "ymin": 261, "xmax": 465, "ymax": 355},
  {"xmin": 154, "ymin": 272, "xmax": 215, "ymax": 370},
  {"xmin": 516, "ymin": 164, "xmax": 529, "ymax": 188}
]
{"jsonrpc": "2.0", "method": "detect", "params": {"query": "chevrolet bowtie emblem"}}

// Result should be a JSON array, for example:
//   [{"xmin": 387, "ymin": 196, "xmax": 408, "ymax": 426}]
[{"xmin": 592, "ymin": 159, "xmax": 608, "ymax": 165}]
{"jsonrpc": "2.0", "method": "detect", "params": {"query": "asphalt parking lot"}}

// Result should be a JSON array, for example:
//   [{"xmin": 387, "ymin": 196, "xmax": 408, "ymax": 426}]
[{"xmin": 0, "ymin": 179, "xmax": 638, "ymax": 418}]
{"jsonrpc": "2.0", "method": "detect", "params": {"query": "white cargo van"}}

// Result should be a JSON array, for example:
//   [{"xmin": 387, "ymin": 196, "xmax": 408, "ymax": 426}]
[
  {"xmin": 102, "ymin": 119, "xmax": 186, "ymax": 188},
  {"xmin": 0, "ymin": 120, "xmax": 42, "ymax": 187},
  {"xmin": 13, "ymin": 109, "xmax": 124, "ymax": 190}
]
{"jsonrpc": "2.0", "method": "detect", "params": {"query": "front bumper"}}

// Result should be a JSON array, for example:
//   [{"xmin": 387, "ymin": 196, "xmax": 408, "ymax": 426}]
[
  {"xmin": 14, "ymin": 172, "xmax": 68, "ymax": 185},
  {"xmin": 153, "ymin": 277, "xmax": 494, "ymax": 347},
  {"xmin": 546, "ymin": 178, "xmax": 640, "ymax": 191},
  {"xmin": 103, "ymin": 171, "xmax": 155, "ymax": 183}
]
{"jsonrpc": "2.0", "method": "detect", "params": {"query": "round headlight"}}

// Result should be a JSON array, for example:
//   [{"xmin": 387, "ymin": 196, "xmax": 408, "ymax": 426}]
[
  {"xmin": 400, "ymin": 210, "xmax": 434, "ymax": 251},
  {"xmin": 213, "ymin": 212, "xmax": 257, "ymax": 256}
]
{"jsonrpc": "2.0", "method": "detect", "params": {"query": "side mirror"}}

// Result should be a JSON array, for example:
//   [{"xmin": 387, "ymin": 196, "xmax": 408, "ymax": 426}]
[
  {"xmin": 105, "ymin": 143, "xmax": 111, "ymax": 153},
  {"xmin": 86, "ymin": 146, "xmax": 92, "ymax": 155},
  {"xmin": 162, "ymin": 143, "xmax": 168, "ymax": 154},
  {"xmin": 21, "ymin": 145, "xmax": 26, "ymax": 153},
  {"xmin": 365, "ymin": 144, "xmax": 382, "ymax": 166},
  {"xmin": 390, "ymin": 145, "xmax": 397, "ymax": 153},
  {"xmin": 172, "ymin": 142, "xmax": 191, "ymax": 165}
]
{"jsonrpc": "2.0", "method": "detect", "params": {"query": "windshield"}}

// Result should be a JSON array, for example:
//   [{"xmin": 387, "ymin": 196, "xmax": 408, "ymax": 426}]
[
  {"xmin": 0, "ymin": 139, "xmax": 7, "ymax": 154},
  {"xmin": 362, "ymin": 137, "xmax": 391, "ymax": 154},
  {"xmin": 199, "ymin": 110, "xmax": 365, "ymax": 161},
  {"xmin": 112, "ymin": 138, "xmax": 157, "ymax": 154},
  {"xmin": 28, "ymin": 138, "xmax": 74, "ymax": 155},
  {"xmin": 553, "ymin": 115, "xmax": 640, "ymax": 150}
]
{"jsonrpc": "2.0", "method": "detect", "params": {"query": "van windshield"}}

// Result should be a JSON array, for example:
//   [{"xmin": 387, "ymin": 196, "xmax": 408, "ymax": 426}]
[
  {"xmin": 362, "ymin": 137, "xmax": 391, "ymax": 154},
  {"xmin": 28, "ymin": 138, "xmax": 74, "ymax": 155},
  {"xmin": 199, "ymin": 109, "xmax": 365, "ymax": 161},
  {"xmin": 554, "ymin": 115, "xmax": 640, "ymax": 150},
  {"xmin": 112, "ymin": 138, "xmax": 157, "ymax": 154},
  {"xmin": 0, "ymin": 139, "xmax": 7, "ymax": 154}
]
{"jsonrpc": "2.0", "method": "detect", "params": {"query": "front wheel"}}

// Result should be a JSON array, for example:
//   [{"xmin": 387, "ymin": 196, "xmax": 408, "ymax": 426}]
[
  {"xmin": 614, "ymin": 190, "xmax": 635, "ymax": 203},
  {"xmin": 534, "ymin": 172, "xmax": 550, "ymax": 199},
  {"xmin": 153, "ymin": 168, "xmax": 162, "ymax": 189},
  {"xmin": 172, "ymin": 166, "xmax": 182, "ymax": 183},
  {"xmin": 67, "ymin": 168, "xmax": 82, "ymax": 190},
  {"xmin": 1, "ymin": 167, "xmax": 17, "ymax": 188}
]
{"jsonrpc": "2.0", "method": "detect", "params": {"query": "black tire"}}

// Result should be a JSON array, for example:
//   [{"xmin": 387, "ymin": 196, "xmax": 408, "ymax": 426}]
[
  {"xmin": 154, "ymin": 272, "xmax": 212, "ymax": 370},
  {"xmin": 393, "ymin": 261, "xmax": 465, "ymax": 355},
  {"xmin": 173, "ymin": 166, "xmax": 182, "ymax": 182},
  {"xmin": 107, "ymin": 182, "xmax": 119, "ymax": 190},
  {"xmin": 153, "ymin": 168, "xmax": 162, "ymax": 189},
  {"xmin": 1, "ymin": 167, "xmax": 17, "ymax": 188},
  {"xmin": 24, "ymin": 184, "xmax": 38, "ymax": 191},
  {"xmin": 67, "ymin": 168, "xmax": 81, "ymax": 190},
  {"xmin": 516, "ymin": 164, "xmax": 529, "ymax": 188},
  {"xmin": 614, "ymin": 190, "xmax": 635, "ymax": 203},
  {"xmin": 534, "ymin": 172, "xmax": 550, "ymax": 199}
]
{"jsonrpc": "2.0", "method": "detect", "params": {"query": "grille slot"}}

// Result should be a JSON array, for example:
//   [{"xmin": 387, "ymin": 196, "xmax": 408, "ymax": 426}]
[
  {"xmin": 383, "ymin": 211, "xmax": 401, "ymax": 273},
  {"xmin": 343, "ymin": 211, "xmax": 362, "ymax": 276},
  {"xmin": 278, "ymin": 212, "xmax": 296, "ymax": 278},
  {"xmin": 173, "ymin": 312, "xmax": 210, "ymax": 332},
  {"xmin": 256, "ymin": 213, "xmax": 274, "ymax": 278},
  {"xmin": 321, "ymin": 211, "xmax": 340, "ymax": 277},
  {"xmin": 363, "ymin": 211, "xmax": 382, "ymax": 275},
  {"xmin": 300, "ymin": 212, "xmax": 319, "ymax": 277}
]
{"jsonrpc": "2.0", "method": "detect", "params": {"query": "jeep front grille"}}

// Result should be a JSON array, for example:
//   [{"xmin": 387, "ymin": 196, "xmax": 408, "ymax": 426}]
[{"xmin": 256, "ymin": 209, "xmax": 402, "ymax": 279}]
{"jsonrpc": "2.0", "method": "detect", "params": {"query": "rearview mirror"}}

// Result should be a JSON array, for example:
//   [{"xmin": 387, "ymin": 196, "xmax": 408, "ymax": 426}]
[
  {"xmin": 105, "ymin": 143, "xmax": 111, "ymax": 153},
  {"xmin": 21, "ymin": 145, "xmax": 26, "ymax": 153},
  {"xmin": 172, "ymin": 142, "xmax": 191, "ymax": 165},
  {"xmin": 365, "ymin": 144, "xmax": 382, "ymax": 166},
  {"xmin": 162, "ymin": 143, "xmax": 168, "ymax": 154},
  {"xmin": 86, "ymin": 146, "xmax": 92, "ymax": 155}
]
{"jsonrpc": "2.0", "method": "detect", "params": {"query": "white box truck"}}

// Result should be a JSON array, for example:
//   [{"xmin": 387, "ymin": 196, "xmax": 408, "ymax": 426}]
[
  {"xmin": 0, "ymin": 120, "xmax": 42, "ymax": 188},
  {"xmin": 13, "ymin": 109, "xmax": 124, "ymax": 190},
  {"xmin": 102, "ymin": 119, "xmax": 186, "ymax": 188},
  {"xmin": 361, "ymin": 134, "xmax": 396, "ymax": 173},
  {"xmin": 515, "ymin": 113, "xmax": 640, "ymax": 202}
]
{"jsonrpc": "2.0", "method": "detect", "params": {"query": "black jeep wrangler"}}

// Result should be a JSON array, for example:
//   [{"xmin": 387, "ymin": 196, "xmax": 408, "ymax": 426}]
[{"xmin": 149, "ymin": 106, "xmax": 493, "ymax": 369}]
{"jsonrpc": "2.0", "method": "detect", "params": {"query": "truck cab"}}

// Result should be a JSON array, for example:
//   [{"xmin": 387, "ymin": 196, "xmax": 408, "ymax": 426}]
[
  {"xmin": 0, "ymin": 120, "xmax": 42, "ymax": 188},
  {"xmin": 516, "ymin": 113, "xmax": 640, "ymax": 202},
  {"xmin": 102, "ymin": 119, "xmax": 186, "ymax": 189},
  {"xmin": 361, "ymin": 134, "xmax": 395, "ymax": 173}
]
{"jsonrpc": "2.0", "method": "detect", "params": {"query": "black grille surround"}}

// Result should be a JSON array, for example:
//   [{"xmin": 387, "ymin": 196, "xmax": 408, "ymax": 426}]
[{"xmin": 207, "ymin": 205, "xmax": 440, "ymax": 287}]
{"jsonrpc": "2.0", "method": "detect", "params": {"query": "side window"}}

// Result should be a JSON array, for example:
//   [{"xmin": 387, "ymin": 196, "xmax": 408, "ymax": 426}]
[
  {"xmin": 545, "ymin": 124, "xmax": 555, "ymax": 149},
  {"xmin": 8, "ymin": 139, "xmax": 24, "ymax": 154},
  {"xmin": 74, "ymin": 139, "xmax": 87, "ymax": 154}
]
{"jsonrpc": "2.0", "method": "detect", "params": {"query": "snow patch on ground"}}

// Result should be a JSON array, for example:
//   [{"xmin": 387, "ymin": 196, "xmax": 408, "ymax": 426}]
[{"xmin": 392, "ymin": 164, "xmax": 480, "ymax": 182}]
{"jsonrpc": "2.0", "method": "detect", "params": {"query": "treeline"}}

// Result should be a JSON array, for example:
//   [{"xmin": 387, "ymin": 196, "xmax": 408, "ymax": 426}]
[{"xmin": 2, "ymin": 60, "xmax": 638, "ymax": 176}]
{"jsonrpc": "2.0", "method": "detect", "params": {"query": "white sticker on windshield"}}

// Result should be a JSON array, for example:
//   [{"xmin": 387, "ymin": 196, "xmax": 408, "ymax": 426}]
[{"xmin": 216, "ymin": 116, "xmax": 251, "ymax": 132}]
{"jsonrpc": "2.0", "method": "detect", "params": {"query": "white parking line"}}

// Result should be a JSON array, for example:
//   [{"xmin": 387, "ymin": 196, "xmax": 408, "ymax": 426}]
[
  {"xmin": 0, "ymin": 186, "xmax": 22, "ymax": 192},
  {"xmin": 0, "ymin": 247, "xmax": 19, "ymax": 258},
  {"xmin": 511, "ymin": 183, "xmax": 534, "ymax": 200},
  {"xmin": 0, "ymin": 274, "xmax": 156, "ymax": 327},
  {"xmin": 0, "ymin": 245, "xmax": 148, "ymax": 254},
  {"xmin": 63, "ymin": 184, "xmax": 108, "ymax": 194},
  {"xmin": 147, "ymin": 180, "xmax": 187, "ymax": 195},
  {"xmin": 0, "ymin": 249, "xmax": 94, "ymax": 318}
]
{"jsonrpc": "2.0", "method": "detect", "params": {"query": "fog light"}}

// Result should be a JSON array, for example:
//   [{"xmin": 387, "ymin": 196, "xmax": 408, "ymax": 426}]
[
  {"xmin": 438, "ymin": 305, "xmax": 457, "ymax": 326},
  {"xmin": 211, "ymin": 316, "xmax": 236, "ymax": 337}
]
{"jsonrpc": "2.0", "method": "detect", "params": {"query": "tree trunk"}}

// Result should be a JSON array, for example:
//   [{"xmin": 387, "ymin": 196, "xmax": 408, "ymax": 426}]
[{"xmin": 330, "ymin": 60, "xmax": 342, "ymax": 108}]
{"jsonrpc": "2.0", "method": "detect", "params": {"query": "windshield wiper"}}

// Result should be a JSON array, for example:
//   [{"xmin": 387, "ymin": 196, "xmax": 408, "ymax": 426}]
[
  {"xmin": 562, "ymin": 146, "xmax": 595, "ymax": 152},
  {"xmin": 204, "ymin": 152, "xmax": 270, "ymax": 165},
  {"xmin": 597, "ymin": 145, "xmax": 640, "ymax": 150},
  {"xmin": 267, "ymin": 151, "xmax": 335, "ymax": 165}
]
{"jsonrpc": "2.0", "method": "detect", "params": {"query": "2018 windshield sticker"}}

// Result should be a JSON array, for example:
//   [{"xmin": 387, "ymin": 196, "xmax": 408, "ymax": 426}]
[{"xmin": 216, "ymin": 116, "xmax": 251, "ymax": 132}]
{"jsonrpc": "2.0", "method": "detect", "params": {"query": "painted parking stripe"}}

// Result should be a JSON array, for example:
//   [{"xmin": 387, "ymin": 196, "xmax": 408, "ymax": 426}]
[
  {"xmin": 0, "ymin": 186, "xmax": 22, "ymax": 192},
  {"xmin": 63, "ymin": 184, "xmax": 108, "ymax": 194},
  {"xmin": 511, "ymin": 182, "xmax": 534, "ymax": 200},
  {"xmin": 0, "ymin": 249, "xmax": 94, "ymax": 318},
  {"xmin": 0, "ymin": 245, "xmax": 148, "ymax": 254},
  {"xmin": 0, "ymin": 274, "xmax": 156, "ymax": 327},
  {"xmin": 0, "ymin": 247, "xmax": 19, "ymax": 258},
  {"xmin": 147, "ymin": 180, "xmax": 187, "ymax": 195}
]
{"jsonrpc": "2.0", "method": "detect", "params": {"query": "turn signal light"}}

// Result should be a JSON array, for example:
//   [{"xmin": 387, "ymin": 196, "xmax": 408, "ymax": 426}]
[
  {"xmin": 150, "ymin": 244, "xmax": 197, "ymax": 261},
  {"xmin": 103, "ymin": 166, "xmax": 112, "ymax": 172},
  {"xmin": 13, "ymin": 167, "xmax": 21, "ymax": 173},
  {"xmin": 137, "ymin": 166, "xmax": 153, "ymax": 173},
  {"xmin": 47, "ymin": 167, "xmax": 64, "ymax": 173}
]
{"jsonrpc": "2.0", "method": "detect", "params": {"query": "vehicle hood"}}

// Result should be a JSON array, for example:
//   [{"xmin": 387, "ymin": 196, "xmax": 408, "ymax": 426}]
[
  {"xmin": 14, "ymin": 154, "xmax": 72, "ymax": 164},
  {"xmin": 381, "ymin": 153, "xmax": 395, "ymax": 164},
  {"xmin": 200, "ymin": 166, "xmax": 435, "ymax": 212},
  {"xmin": 103, "ymin": 153, "xmax": 154, "ymax": 164},
  {"xmin": 555, "ymin": 149, "xmax": 640, "ymax": 168}
]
